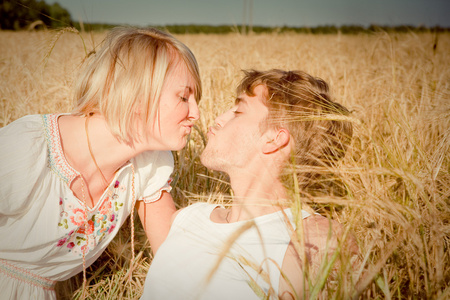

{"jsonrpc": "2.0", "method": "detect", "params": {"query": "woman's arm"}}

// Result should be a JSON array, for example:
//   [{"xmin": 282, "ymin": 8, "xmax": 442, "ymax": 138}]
[{"xmin": 136, "ymin": 191, "xmax": 177, "ymax": 253}]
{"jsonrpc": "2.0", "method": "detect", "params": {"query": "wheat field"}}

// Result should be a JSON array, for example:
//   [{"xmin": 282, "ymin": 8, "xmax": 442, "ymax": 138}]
[{"xmin": 1, "ymin": 29, "xmax": 449, "ymax": 299}]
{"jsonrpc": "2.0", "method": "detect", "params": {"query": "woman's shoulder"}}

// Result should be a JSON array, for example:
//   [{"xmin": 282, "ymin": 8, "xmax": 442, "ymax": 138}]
[
  {"xmin": 131, "ymin": 151, "xmax": 174, "ymax": 200},
  {"xmin": 1, "ymin": 114, "xmax": 44, "ymax": 133},
  {"xmin": 0, "ymin": 114, "xmax": 48, "ymax": 157},
  {"xmin": 1, "ymin": 114, "xmax": 65, "ymax": 146},
  {"xmin": 131, "ymin": 150, "xmax": 174, "ymax": 185},
  {"xmin": 0, "ymin": 114, "xmax": 51, "ymax": 215},
  {"xmin": 133, "ymin": 150, "xmax": 174, "ymax": 170}
]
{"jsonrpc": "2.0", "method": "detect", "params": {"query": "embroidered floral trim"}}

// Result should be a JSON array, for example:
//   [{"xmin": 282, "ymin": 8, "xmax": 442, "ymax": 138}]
[
  {"xmin": 140, "ymin": 179, "xmax": 173, "ymax": 203},
  {"xmin": 42, "ymin": 114, "xmax": 78, "ymax": 185},
  {"xmin": 56, "ymin": 181, "xmax": 126, "ymax": 257},
  {"xmin": 0, "ymin": 259, "xmax": 56, "ymax": 290}
]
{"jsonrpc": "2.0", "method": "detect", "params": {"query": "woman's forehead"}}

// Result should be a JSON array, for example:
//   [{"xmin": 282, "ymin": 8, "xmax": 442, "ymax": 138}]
[{"xmin": 171, "ymin": 60, "xmax": 197, "ymax": 87}]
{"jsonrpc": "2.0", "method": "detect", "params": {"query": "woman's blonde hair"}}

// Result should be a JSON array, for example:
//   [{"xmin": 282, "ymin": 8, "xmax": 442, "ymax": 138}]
[{"xmin": 73, "ymin": 27, "xmax": 202, "ymax": 143}]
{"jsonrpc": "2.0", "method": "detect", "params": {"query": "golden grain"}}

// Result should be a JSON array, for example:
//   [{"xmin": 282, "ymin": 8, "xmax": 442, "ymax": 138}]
[{"xmin": 1, "ymin": 30, "xmax": 449, "ymax": 299}]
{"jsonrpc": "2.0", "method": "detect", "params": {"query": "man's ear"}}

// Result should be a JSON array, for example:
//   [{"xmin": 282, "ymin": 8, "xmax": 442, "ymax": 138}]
[{"xmin": 262, "ymin": 128, "xmax": 291, "ymax": 154}]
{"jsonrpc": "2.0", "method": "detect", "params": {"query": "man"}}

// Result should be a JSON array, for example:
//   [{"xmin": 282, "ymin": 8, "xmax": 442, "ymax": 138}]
[{"xmin": 141, "ymin": 69, "xmax": 357, "ymax": 299}]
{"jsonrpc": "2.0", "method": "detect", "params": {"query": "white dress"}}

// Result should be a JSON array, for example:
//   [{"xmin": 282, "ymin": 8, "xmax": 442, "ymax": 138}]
[
  {"xmin": 141, "ymin": 203, "xmax": 311, "ymax": 300},
  {"xmin": 0, "ymin": 114, "xmax": 174, "ymax": 300}
]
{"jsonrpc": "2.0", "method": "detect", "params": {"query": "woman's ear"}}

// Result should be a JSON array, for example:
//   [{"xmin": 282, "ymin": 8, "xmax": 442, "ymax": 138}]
[{"xmin": 262, "ymin": 128, "xmax": 291, "ymax": 154}]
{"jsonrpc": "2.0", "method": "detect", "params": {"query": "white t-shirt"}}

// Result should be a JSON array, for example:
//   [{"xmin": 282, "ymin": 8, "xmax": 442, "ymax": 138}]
[
  {"xmin": 141, "ymin": 202, "xmax": 311, "ymax": 300},
  {"xmin": 0, "ymin": 114, "xmax": 174, "ymax": 299}
]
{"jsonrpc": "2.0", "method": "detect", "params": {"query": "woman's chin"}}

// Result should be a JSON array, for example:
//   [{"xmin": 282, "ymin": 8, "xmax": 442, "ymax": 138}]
[{"xmin": 172, "ymin": 138, "xmax": 188, "ymax": 151}]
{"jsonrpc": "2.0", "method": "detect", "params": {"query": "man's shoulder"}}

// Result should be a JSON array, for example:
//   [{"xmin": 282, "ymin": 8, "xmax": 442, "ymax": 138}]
[
  {"xmin": 303, "ymin": 214, "xmax": 342, "ymax": 233},
  {"xmin": 280, "ymin": 214, "xmax": 359, "ymax": 298},
  {"xmin": 301, "ymin": 214, "xmax": 358, "ymax": 256},
  {"xmin": 171, "ymin": 202, "xmax": 216, "ymax": 224}
]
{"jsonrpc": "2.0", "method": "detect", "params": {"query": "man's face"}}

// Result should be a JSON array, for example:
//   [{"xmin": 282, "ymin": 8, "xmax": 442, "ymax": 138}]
[{"xmin": 200, "ymin": 85, "xmax": 269, "ymax": 173}]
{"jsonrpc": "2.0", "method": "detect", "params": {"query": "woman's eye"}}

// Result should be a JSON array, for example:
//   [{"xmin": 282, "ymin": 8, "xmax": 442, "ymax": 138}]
[
  {"xmin": 180, "ymin": 96, "xmax": 189, "ymax": 102},
  {"xmin": 233, "ymin": 111, "xmax": 242, "ymax": 115}
]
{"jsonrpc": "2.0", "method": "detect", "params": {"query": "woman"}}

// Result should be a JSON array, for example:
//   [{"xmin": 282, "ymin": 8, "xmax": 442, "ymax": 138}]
[{"xmin": 0, "ymin": 27, "xmax": 201, "ymax": 299}]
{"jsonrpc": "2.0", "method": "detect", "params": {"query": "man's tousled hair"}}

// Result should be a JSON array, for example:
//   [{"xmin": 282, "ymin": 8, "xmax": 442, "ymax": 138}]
[{"xmin": 237, "ymin": 69, "xmax": 353, "ymax": 188}]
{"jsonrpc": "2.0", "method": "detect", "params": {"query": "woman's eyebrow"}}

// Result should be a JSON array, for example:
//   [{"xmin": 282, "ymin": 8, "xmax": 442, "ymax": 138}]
[{"xmin": 180, "ymin": 86, "xmax": 193, "ymax": 92}]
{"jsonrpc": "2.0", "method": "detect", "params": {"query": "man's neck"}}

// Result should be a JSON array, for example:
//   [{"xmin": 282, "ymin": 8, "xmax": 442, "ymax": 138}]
[{"xmin": 226, "ymin": 168, "xmax": 289, "ymax": 222}]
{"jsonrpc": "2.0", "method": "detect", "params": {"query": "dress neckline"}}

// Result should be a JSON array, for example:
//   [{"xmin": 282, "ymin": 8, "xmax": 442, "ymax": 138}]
[
  {"xmin": 42, "ymin": 114, "xmax": 131, "ymax": 211},
  {"xmin": 43, "ymin": 113, "xmax": 80, "ymax": 186}
]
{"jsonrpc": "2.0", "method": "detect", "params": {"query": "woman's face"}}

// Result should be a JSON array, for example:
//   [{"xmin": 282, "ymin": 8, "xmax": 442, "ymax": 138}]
[{"xmin": 143, "ymin": 63, "xmax": 200, "ymax": 151}]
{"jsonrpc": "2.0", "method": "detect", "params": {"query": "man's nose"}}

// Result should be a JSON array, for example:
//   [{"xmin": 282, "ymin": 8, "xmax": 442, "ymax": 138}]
[
  {"xmin": 214, "ymin": 108, "xmax": 234, "ymax": 128},
  {"xmin": 214, "ymin": 113, "xmax": 226, "ymax": 128}
]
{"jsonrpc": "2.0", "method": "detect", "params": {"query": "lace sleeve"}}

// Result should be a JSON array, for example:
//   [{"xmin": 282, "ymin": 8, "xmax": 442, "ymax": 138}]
[{"xmin": 139, "ymin": 178, "xmax": 173, "ymax": 204}]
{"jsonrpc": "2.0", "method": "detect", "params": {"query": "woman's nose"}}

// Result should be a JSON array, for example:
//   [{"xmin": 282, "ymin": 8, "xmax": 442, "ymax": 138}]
[{"xmin": 189, "ymin": 99, "xmax": 200, "ymax": 121}]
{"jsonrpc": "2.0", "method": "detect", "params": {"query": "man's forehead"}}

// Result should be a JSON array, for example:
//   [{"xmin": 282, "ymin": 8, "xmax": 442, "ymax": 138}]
[
  {"xmin": 236, "ymin": 85, "xmax": 268, "ymax": 103},
  {"xmin": 235, "ymin": 94, "xmax": 266, "ymax": 108}
]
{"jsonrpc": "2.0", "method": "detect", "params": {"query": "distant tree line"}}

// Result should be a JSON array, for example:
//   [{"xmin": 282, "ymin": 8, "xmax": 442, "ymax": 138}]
[
  {"xmin": 71, "ymin": 23, "xmax": 450, "ymax": 35},
  {"xmin": 160, "ymin": 24, "xmax": 449, "ymax": 35},
  {"xmin": 1, "ymin": 0, "xmax": 448, "ymax": 34},
  {"xmin": 0, "ymin": 0, "xmax": 71, "ymax": 29}
]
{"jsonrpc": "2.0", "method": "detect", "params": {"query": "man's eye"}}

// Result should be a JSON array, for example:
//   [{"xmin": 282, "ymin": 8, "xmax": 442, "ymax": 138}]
[
  {"xmin": 233, "ymin": 111, "xmax": 242, "ymax": 115},
  {"xmin": 180, "ymin": 96, "xmax": 188, "ymax": 102}
]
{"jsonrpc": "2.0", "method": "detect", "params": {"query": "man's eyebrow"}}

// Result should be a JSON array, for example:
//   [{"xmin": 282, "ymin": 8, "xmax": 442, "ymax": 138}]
[{"xmin": 235, "ymin": 97, "xmax": 246, "ymax": 105}]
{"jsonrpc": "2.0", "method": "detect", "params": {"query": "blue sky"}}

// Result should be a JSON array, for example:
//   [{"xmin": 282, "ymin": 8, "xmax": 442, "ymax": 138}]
[{"xmin": 47, "ymin": 0, "xmax": 450, "ymax": 28}]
